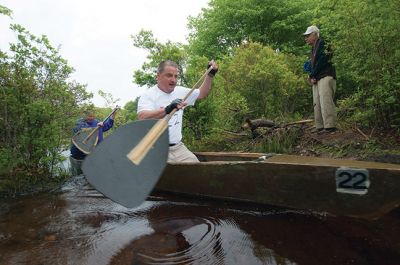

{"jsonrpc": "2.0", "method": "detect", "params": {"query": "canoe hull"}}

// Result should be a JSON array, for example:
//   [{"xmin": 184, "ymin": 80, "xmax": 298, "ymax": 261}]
[{"xmin": 156, "ymin": 152, "xmax": 400, "ymax": 219}]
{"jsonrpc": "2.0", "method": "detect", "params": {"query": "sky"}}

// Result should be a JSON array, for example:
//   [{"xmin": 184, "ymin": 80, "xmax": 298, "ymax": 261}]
[{"xmin": 0, "ymin": 0, "xmax": 210, "ymax": 107}]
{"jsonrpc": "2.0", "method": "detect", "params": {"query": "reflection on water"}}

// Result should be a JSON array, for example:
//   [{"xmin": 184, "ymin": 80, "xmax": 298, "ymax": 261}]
[
  {"xmin": 0, "ymin": 175, "xmax": 399, "ymax": 265},
  {"xmin": 108, "ymin": 206, "xmax": 292, "ymax": 265}
]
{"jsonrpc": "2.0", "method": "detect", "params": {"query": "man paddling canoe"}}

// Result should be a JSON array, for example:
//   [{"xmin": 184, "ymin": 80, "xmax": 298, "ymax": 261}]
[
  {"xmin": 137, "ymin": 60, "xmax": 218, "ymax": 163},
  {"xmin": 70, "ymin": 110, "xmax": 116, "ymax": 175}
]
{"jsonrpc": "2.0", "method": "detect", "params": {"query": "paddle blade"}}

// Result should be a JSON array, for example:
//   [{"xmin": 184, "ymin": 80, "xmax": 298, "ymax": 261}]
[
  {"xmin": 71, "ymin": 128, "xmax": 98, "ymax": 154},
  {"xmin": 82, "ymin": 119, "xmax": 169, "ymax": 208}
]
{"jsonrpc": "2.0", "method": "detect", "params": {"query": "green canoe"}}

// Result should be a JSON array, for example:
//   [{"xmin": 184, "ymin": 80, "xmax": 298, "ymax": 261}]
[{"xmin": 155, "ymin": 152, "xmax": 400, "ymax": 220}]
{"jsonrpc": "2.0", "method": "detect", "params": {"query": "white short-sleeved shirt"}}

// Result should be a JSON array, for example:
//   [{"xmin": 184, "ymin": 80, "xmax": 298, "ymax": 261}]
[{"xmin": 137, "ymin": 85, "xmax": 200, "ymax": 144}]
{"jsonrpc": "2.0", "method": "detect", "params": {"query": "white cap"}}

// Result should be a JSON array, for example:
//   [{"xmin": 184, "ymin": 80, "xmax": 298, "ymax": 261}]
[{"xmin": 303, "ymin": 25, "xmax": 319, "ymax": 35}]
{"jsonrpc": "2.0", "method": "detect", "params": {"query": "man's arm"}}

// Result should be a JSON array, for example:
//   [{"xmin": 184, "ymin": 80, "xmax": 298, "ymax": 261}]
[
  {"xmin": 197, "ymin": 75, "xmax": 213, "ymax": 100},
  {"xmin": 197, "ymin": 60, "xmax": 218, "ymax": 100},
  {"xmin": 138, "ymin": 109, "xmax": 166, "ymax": 120},
  {"xmin": 138, "ymin": 99, "xmax": 186, "ymax": 120},
  {"xmin": 101, "ymin": 118, "xmax": 114, "ymax": 131}
]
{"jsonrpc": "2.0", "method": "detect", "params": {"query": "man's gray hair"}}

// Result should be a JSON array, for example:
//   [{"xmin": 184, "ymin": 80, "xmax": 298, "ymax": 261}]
[{"xmin": 157, "ymin": 60, "xmax": 179, "ymax": 74}]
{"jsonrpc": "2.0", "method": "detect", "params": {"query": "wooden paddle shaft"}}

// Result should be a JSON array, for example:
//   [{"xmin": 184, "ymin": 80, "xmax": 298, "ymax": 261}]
[
  {"xmin": 127, "ymin": 66, "xmax": 214, "ymax": 165},
  {"xmin": 127, "ymin": 118, "xmax": 169, "ymax": 164}
]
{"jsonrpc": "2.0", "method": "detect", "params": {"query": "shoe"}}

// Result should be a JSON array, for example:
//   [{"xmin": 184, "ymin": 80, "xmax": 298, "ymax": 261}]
[
  {"xmin": 318, "ymin": 127, "xmax": 337, "ymax": 134},
  {"xmin": 311, "ymin": 127, "xmax": 324, "ymax": 133}
]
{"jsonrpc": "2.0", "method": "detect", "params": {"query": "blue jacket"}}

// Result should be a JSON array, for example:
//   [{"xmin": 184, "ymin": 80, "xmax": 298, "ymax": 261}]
[
  {"xmin": 309, "ymin": 38, "xmax": 336, "ymax": 80},
  {"xmin": 70, "ymin": 118, "xmax": 114, "ymax": 159}
]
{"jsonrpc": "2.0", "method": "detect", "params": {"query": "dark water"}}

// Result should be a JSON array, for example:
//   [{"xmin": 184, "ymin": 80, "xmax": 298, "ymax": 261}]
[{"xmin": 0, "ymin": 175, "xmax": 399, "ymax": 265}]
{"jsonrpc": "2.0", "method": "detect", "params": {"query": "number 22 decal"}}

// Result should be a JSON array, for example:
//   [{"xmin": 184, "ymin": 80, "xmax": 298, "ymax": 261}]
[{"xmin": 336, "ymin": 168, "xmax": 370, "ymax": 195}]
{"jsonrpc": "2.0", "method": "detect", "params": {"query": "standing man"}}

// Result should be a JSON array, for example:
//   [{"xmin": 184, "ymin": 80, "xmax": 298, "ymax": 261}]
[
  {"xmin": 137, "ymin": 60, "xmax": 218, "ymax": 162},
  {"xmin": 304, "ymin": 25, "xmax": 337, "ymax": 134}
]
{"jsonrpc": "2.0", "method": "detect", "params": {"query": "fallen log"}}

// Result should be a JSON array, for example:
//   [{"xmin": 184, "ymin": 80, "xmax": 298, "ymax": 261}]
[
  {"xmin": 242, "ymin": 118, "xmax": 313, "ymax": 130},
  {"xmin": 242, "ymin": 118, "xmax": 313, "ymax": 139},
  {"xmin": 242, "ymin": 118, "xmax": 276, "ymax": 131}
]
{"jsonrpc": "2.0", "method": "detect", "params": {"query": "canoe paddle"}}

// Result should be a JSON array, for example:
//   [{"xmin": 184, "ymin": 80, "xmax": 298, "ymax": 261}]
[
  {"xmin": 82, "ymin": 119, "xmax": 169, "ymax": 208},
  {"xmin": 71, "ymin": 106, "xmax": 119, "ymax": 154},
  {"xmin": 82, "ymin": 66, "xmax": 214, "ymax": 208}
]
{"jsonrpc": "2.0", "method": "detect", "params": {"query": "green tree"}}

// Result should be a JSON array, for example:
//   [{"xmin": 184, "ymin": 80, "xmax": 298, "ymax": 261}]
[
  {"xmin": 187, "ymin": 0, "xmax": 315, "ymax": 59},
  {"xmin": 0, "ymin": 23, "xmax": 91, "ymax": 195},
  {"xmin": 98, "ymin": 89, "xmax": 120, "ymax": 108},
  {"xmin": 122, "ymin": 99, "xmax": 138, "ymax": 122},
  {"xmin": 318, "ymin": 0, "xmax": 400, "ymax": 128},
  {"xmin": 223, "ymin": 43, "xmax": 309, "ymax": 119},
  {"xmin": 0, "ymin": 4, "xmax": 12, "ymax": 17},
  {"xmin": 132, "ymin": 30, "xmax": 188, "ymax": 87}
]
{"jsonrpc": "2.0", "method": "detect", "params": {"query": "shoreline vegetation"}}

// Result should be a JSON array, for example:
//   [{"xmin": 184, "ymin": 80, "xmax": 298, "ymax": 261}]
[{"xmin": 1, "ymin": 0, "xmax": 400, "ymax": 197}]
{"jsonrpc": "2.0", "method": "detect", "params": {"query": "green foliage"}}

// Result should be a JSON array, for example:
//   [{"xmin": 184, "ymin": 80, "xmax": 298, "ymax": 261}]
[
  {"xmin": 258, "ymin": 128, "xmax": 300, "ymax": 154},
  {"xmin": 98, "ymin": 99, "xmax": 139, "ymax": 130},
  {"xmin": 0, "ymin": 24, "xmax": 91, "ymax": 194},
  {"xmin": 319, "ymin": 0, "xmax": 400, "ymax": 128},
  {"xmin": 181, "ymin": 43, "xmax": 310, "ymax": 152},
  {"xmin": 178, "ymin": 56, "xmax": 251, "ymax": 150},
  {"xmin": 0, "ymin": 4, "xmax": 12, "ymax": 17},
  {"xmin": 98, "ymin": 89, "xmax": 120, "ymax": 108},
  {"xmin": 187, "ymin": 0, "xmax": 315, "ymax": 58},
  {"xmin": 223, "ymin": 43, "xmax": 309, "ymax": 119},
  {"xmin": 122, "ymin": 99, "xmax": 139, "ymax": 122},
  {"xmin": 132, "ymin": 30, "xmax": 188, "ymax": 87}
]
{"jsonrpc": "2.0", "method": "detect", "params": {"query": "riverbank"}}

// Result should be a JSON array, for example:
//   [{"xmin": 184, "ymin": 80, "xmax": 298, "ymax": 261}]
[{"xmin": 293, "ymin": 127, "xmax": 400, "ymax": 163}]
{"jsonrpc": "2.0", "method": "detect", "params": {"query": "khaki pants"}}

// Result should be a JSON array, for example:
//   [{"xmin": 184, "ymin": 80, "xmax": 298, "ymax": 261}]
[
  {"xmin": 312, "ymin": 76, "xmax": 337, "ymax": 129},
  {"xmin": 168, "ymin": 142, "xmax": 199, "ymax": 163}
]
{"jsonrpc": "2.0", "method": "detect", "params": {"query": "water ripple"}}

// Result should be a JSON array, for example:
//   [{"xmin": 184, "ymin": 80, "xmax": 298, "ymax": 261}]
[{"xmin": 135, "ymin": 215, "xmax": 226, "ymax": 264}]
